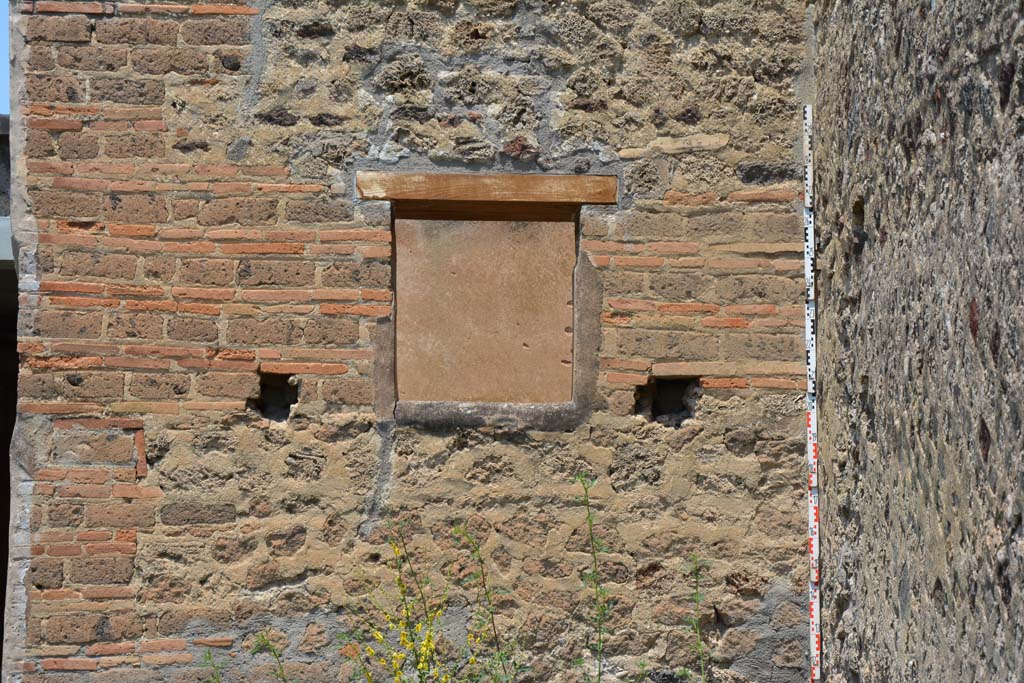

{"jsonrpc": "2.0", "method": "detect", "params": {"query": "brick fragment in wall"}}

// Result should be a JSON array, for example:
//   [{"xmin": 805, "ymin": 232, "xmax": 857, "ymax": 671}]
[
  {"xmin": 95, "ymin": 19, "xmax": 179, "ymax": 46},
  {"xmin": 302, "ymin": 317, "xmax": 359, "ymax": 346},
  {"xmin": 84, "ymin": 503, "xmax": 156, "ymax": 529},
  {"xmin": 198, "ymin": 197, "xmax": 278, "ymax": 226},
  {"xmin": 30, "ymin": 190, "xmax": 101, "ymax": 219},
  {"xmin": 26, "ymin": 129, "xmax": 56, "ymax": 158},
  {"xmin": 25, "ymin": 75, "xmax": 82, "ymax": 103},
  {"xmin": 60, "ymin": 252, "xmax": 138, "ymax": 280},
  {"xmin": 132, "ymin": 47, "xmax": 210, "ymax": 76},
  {"xmin": 284, "ymin": 198, "xmax": 353, "ymax": 223},
  {"xmin": 104, "ymin": 193, "xmax": 169, "ymax": 223},
  {"xmin": 25, "ymin": 16, "xmax": 93, "ymax": 43},
  {"xmin": 130, "ymin": 373, "xmax": 191, "ymax": 400},
  {"xmin": 28, "ymin": 44, "xmax": 56, "ymax": 71},
  {"xmin": 104, "ymin": 132, "xmax": 166, "ymax": 159},
  {"xmin": 144, "ymin": 256, "xmax": 177, "ymax": 280},
  {"xmin": 237, "ymin": 259, "xmax": 313, "ymax": 287},
  {"xmin": 57, "ymin": 132, "xmax": 100, "ymax": 160},
  {"xmin": 226, "ymin": 318, "xmax": 302, "ymax": 345},
  {"xmin": 321, "ymin": 261, "xmax": 390, "ymax": 288},
  {"xmin": 56, "ymin": 46, "xmax": 128, "ymax": 72},
  {"xmin": 18, "ymin": 372, "xmax": 58, "ymax": 400},
  {"xmin": 56, "ymin": 372, "xmax": 126, "ymax": 400},
  {"xmin": 30, "ymin": 311, "xmax": 103, "ymax": 339},
  {"xmin": 320, "ymin": 377, "xmax": 374, "ymax": 405},
  {"xmin": 167, "ymin": 316, "xmax": 219, "ymax": 343},
  {"xmin": 108, "ymin": 312, "xmax": 164, "ymax": 340},
  {"xmin": 179, "ymin": 259, "xmax": 237, "ymax": 287},
  {"xmin": 67, "ymin": 557, "xmax": 135, "ymax": 585},
  {"xmin": 91, "ymin": 78, "xmax": 166, "ymax": 105},
  {"xmin": 160, "ymin": 501, "xmax": 237, "ymax": 526},
  {"xmin": 52, "ymin": 430, "xmax": 136, "ymax": 465},
  {"xmin": 195, "ymin": 372, "xmax": 260, "ymax": 400},
  {"xmin": 30, "ymin": 559, "xmax": 64, "ymax": 589},
  {"xmin": 181, "ymin": 18, "xmax": 251, "ymax": 46}
]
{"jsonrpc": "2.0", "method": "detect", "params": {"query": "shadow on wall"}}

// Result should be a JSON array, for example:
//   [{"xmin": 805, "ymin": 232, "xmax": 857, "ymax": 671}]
[
  {"xmin": 1, "ymin": 114, "xmax": 14, "ymax": 639},
  {"xmin": 1, "ymin": 262, "xmax": 14, "ymax": 461}
]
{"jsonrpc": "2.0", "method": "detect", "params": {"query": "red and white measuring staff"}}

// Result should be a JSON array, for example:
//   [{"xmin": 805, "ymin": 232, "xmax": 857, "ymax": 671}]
[{"xmin": 803, "ymin": 105, "xmax": 821, "ymax": 682}]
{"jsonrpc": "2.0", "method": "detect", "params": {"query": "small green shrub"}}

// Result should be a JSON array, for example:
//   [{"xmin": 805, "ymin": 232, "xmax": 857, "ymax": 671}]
[
  {"xmin": 252, "ymin": 630, "xmax": 290, "ymax": 683},
  {"xmin": 211, "ymin": 478, "xmax": 717, "ymax": 683},
  {"xmin": 201, "ymin": 648, "xmax": 225, "ymax": 683},
  {"xmin": 337, "ymin": 528, "xmax": 452, "ymax": 683},
  {"xmin": 574, "ymin": 473, "xmax": 611, "ymax": 683},
  {"xmin": 676, "ymin": 556, "xmax": 712, "ymax": 683},
  {"xmin": 452, "ymin": 524, "xmax": 527, "ymax": 683}
]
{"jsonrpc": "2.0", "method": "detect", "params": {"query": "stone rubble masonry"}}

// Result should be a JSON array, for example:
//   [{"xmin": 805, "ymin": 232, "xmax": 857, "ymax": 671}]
[
  {"xmin": 5, "ymin": 1, "xmax": 812, "ymax": 682},
  {"xmin": 814, "ymin": 2, "xmax": 1024, "ymax": 682}
]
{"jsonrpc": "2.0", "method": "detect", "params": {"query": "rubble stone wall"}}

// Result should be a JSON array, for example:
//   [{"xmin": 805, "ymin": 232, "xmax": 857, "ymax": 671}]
[
  {"xmin": 814, "ymin": 2, "xmax": 1024, "ymax": 681},
  {"xmin": 6, "ymin": 2, "xmax": 810, "ymax": 681}
]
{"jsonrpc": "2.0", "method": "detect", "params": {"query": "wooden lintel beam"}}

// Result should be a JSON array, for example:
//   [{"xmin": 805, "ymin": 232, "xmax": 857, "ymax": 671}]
[{"xmin": 355, "ymin": 171, "xmax": 618, "ymax": 205}]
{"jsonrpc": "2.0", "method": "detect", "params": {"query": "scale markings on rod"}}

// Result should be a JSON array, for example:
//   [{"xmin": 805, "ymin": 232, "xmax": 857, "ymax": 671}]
[{"xmin": 803, "ymin": 104, "xmax": 821, "ymax": 682}]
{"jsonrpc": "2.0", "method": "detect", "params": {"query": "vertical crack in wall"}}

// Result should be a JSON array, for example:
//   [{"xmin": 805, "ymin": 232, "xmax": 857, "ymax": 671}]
[
  {"xmin": 358, "ymin": 421, "xmax": 396, "ymax": 538},
  {"xmin": 241, "ymin": 0, "xmax": 273, "ymax": 119}
]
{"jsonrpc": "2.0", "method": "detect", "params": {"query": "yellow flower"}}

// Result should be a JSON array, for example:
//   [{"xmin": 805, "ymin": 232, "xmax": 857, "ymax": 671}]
[
  {"xmin": 468, "ymin": 656, "xmax": 477, "ymax": 665},
  {"xmin": 366, "ymin": 646, "xmax": 375, "ymax": 657},
  {"xmin": 373, "ymin": 630, "xmax": 384, "ymax": 643}
]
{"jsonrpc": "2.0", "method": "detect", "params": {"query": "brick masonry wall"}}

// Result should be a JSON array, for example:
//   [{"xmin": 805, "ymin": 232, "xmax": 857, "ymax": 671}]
[
  {"xmin": 814, "ymin": 2, "xmax": 1023, "ymax": 682},
  {"xmin": 6, "ymin": 2, "xmax": 811, "ymax": 682}
]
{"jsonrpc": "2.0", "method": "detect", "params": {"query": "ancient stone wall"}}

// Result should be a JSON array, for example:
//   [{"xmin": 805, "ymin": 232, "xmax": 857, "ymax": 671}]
[
  {"xmin": 814, "ymin": 2, "xmax": 1024, "ymax": 681},
  {"xmin": 6, "ymin": 2, "xmax": 810, "ymax": 681}
]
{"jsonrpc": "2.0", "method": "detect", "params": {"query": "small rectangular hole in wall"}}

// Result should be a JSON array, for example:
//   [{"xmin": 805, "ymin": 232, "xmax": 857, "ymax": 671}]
[
  {"xmin": 634, "ymin": 377, "xmax": 702, "ymax": 427},
  {"xmin": 250, "ymin": 372, "xmax": 298, "ymax": 422}
]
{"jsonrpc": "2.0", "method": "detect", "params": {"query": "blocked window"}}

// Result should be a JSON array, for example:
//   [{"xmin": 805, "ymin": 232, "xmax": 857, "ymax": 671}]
[
  {"xmin": 357, "ymin": 172, "xmax": 617, "ymax": 413},
  {"xmin": 395, "ymin": 218, "xmax": 575, "ymax": 403}
]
